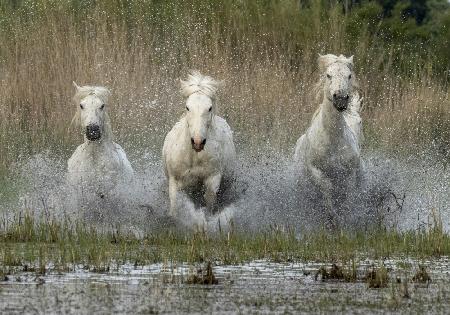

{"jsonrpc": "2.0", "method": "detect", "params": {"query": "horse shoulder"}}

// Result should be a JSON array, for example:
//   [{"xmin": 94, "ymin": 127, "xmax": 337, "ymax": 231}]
[
  {"xmin": 67, "ymin": 143, "xmax": 93, "ymax": 187},
  {"xmin": 163, "ymin": 119, "xmax": 186, "ymax": 152},
  {"xmin": 294, "ymin": 134, "xmax": 307, "ymax": 162},
  {"xmin": 67, "ymin": 143, "xmax": 87, "ymax": 171},
  {"xmin": 214, "ymin": 116, "xmax": 234, "ymax": 145},
  {"xmin": 294, "ymin": 107, "xmax": 322, "ymax": 162},
  {"xmin": 214, "ymin": 116, "xmax": 231, "ymax": 131},
  {"xmin": 163, "ymin": 119, "xmax": 190, "ymax": 177},
  {"xmin": 213, "ymin": 116, "xmax": 236, "ymax": 161},
  {"xmin": 113, "ymin": 142, "xmax": 134, "ymax": 175}
]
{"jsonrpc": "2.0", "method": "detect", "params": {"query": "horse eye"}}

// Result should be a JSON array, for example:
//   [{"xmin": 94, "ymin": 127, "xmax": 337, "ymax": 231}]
[
  {"xmin": 79, "ymin": 104, "xmax": 84, "ymax": 109},
  {"xmin": 208, "ymin": 107, "xmax": 212, "ymax": 112},
  {"xmin": 349, "ymin": 74, "xmax": 352, "ymax": 79},
  {"xmin": 327, "ymin": 74, "xmax": 331, "ymax": 79},
  {"xmin": 186, "ymin": 106, "xmax": 189, "ymax": 111},
  {"xmin": 100, "ymin": 104, "xmax": 105, "ymax": 110}
]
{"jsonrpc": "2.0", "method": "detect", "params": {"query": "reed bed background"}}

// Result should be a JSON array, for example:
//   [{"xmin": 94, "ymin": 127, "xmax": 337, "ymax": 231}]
[{"xmin": 0, "ymin": 0, "xmax": 449, "ymax": 172}]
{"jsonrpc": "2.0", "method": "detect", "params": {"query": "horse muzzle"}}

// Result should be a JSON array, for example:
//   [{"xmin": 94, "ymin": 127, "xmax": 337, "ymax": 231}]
[
  {"xmin": 86, "ymin": 124, "xmax": 101, "ymax": 141},
  {"xmin": 191, "ymin": 137, "xmax": 206, "ymax": 152},
  {"xmin": 332, "ymin": 94, "xmax": 349, "ymax": 112}
]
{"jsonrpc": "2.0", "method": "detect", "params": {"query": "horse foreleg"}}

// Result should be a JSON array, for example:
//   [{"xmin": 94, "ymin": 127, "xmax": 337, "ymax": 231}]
[
  {"xmin": 204, "ymin": 173, "xmax": 221, "ymax": 213},
  {"xmin": 168, "ymin": 177, "xmax": 179, "ymax": 217},
  {"xmin": 309, "ymin": 166, "xmax": 337, "ymax": 229}
]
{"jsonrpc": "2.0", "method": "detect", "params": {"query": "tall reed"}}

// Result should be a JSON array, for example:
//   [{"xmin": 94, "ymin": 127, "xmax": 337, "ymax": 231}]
[{"xmin": 0, "ymin": 0, "xmax": 448, "ymax": 171}]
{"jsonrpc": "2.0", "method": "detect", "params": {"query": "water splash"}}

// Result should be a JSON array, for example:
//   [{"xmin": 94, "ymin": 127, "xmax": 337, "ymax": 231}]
[{"xmin": 2, "ymin": 147, "xmax": 448, "ymax": 234}]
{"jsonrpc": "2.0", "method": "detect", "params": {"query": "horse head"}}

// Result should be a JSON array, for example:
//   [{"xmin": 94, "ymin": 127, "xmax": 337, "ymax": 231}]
[
  {"xmin": 180, "ymin": 71, "xmax": 223, "ymax": 152},
  {"xmin": 72, "ymin": 82, "xmax": 111, "ymax": 142},
  {"xmin": 318, "ymin": 54, "xmax": 355, "ymax": 112}
]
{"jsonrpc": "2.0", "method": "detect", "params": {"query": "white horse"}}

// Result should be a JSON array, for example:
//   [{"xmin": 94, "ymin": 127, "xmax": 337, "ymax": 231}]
[
  {"xmin": 163, "ymin": 71, "xmax": 236, "ymax": 218},
  {"xmin": 68, "ymin": 82, "xmax": 133, "ymax": 198},
  {"xmin": 294, "ymin": 54, "xmax": 364, "ymax": 227}
]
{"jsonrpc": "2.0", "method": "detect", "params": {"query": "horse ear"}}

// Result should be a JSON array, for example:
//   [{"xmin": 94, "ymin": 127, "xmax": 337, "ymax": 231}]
[
  {"xmin": 72, "ymin": 81, "xmax": 80, "ymax": 91},
  {"xmin": 317, "ymin": 55, "xmax": 326, "ymax": 73},
  {"xmin": 318, "ymin": 54, "xmax": 336, "ymax": 73},
  {"xmin": 180, "ymin": 78, "xmax": 188, "ymax": 89},
  {"xmin": 347, "ymin": 55, "xmax": 354, "ymax": 71}
]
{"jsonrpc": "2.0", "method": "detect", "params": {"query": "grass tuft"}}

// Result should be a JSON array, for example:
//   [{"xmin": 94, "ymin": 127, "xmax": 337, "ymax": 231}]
[
  {"xmin": 366, "ymin": 265, "xmax": 389, "ymax": 288},
  {"xmin": 186, "ymin": 262, "xmax": 218, "ymax": 285},
  {"xmin": 412, "ymin": 266, "xmax": 431, "ymax": 283}
]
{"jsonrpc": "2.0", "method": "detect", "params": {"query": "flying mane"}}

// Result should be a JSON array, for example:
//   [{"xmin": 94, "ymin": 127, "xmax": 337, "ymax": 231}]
[
  {"xmin": 180, "ymin": 71, "xmax": 222, "ymax": 98},
  {"xmin": 180, "ymin": 71, "xmax": 223, "ymax": 115}
]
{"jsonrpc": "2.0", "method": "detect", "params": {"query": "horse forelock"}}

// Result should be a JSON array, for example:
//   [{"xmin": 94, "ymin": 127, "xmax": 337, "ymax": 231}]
[
  {"xmin": 180, "ymin": 71, "xmax": 222, "ymax": 100},
  {"xmin": 73, "ymin": 85, "xmax": 111, "ymax": 105},
  {"xmin": 180, "ymin": 71, "xmax": 223, "ymax": 117}
]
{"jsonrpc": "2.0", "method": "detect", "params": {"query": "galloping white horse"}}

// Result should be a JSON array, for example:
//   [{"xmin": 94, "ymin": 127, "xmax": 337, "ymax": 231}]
[
  {"xmin": 163, "ymin": 71, "xmax": 236, "ymax": 217},
  {"xmin": 294, "ymin": 54, "xmax": 364, "ymax": 226},
  {"xmin": 68, "ymin": 82, "xmax": 133, "ymax": 198}
]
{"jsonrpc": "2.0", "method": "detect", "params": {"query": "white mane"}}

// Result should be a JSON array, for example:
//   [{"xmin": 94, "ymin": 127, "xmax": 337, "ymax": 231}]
[
  {"xmin": 72, "ymin": 83, "xmax": 111, "ymax": 105},
  {"xmin": 180, "ymin": 71, "xmax": 222, "ymax": 100}
]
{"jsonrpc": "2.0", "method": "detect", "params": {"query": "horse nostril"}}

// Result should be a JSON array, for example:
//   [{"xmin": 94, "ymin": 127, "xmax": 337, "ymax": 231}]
[
  {"xmin": 345, "ymin": 95, "xmax": 350, "ymax": 100},
  {"xmin": 86, "ymin": 124, "xmax": 101, "ymax": 140},
  {"xmin": 87, "ymin": 125, "xmax": 100, "ymax": 132},
  {"xmin": 201, "ymin": 139, "xmax": 206, "ymax": 145},
  {"xmin": 333, "ymin": 93, "xmax": 337, "ymax": 99},
  {"xmin": 191, "ymin": 138, "xmax": 195, "ymax": 145}
]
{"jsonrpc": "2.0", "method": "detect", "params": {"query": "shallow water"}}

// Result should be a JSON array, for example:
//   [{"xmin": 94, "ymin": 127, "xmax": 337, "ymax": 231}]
[
  {"xmin": 1, "ymin": 258, "xmax": 449, "ymax": 314},
  {"xmin": 1, "ymin": 148, "xmax": 448, "ymax": 314}
]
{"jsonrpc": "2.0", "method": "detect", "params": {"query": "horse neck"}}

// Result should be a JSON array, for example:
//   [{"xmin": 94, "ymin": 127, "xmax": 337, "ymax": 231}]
[
  {"xmin": 319, "ymin": 98, "xmax": 347, "ymax": 139},
  {"xmin": 180, "ymin": 117, "xmax": 194, "ymax": 151}
]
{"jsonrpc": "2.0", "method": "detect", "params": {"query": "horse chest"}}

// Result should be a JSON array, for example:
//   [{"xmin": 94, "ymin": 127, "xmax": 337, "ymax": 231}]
[
  {"xmin": 182, "ymin": 155, "xmax": 216, "ymax": 179},
  {"xmin": 310, "ymin": 137, "xmax": 358, "ymax": 173},
  {"xmin": 80, "ymin": 150, "xmax": 121, "ymax": 178}
]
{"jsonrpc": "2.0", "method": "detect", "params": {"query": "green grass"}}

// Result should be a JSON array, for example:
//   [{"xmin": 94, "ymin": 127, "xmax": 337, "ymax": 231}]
[{"xmin": 1, "ymin": 212, "xmax": 448, "ymax": 276}]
